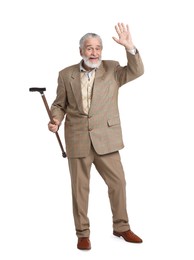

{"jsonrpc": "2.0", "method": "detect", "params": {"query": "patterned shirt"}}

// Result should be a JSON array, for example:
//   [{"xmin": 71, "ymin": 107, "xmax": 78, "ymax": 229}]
[{"xmin": 80, "ymin": 63, "xmax": 96, "ymax": 114}]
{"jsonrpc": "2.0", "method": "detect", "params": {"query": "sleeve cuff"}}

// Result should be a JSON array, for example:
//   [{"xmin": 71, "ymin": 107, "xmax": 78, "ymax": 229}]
[{"xmin": 127, "ymin": 48, "xmax": 136, "ymax": 55}]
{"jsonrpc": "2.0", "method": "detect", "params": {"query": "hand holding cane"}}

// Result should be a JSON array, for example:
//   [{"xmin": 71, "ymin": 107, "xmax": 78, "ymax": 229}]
[{"xmin": 29, "ymin": 87, "xmax": 67, "ymax": 158}]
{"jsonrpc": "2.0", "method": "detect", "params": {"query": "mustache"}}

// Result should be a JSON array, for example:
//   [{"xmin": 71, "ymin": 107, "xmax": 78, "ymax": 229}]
[{"xmin": 83, "ymin": 55, "xmax": 101, "ymax": 61}]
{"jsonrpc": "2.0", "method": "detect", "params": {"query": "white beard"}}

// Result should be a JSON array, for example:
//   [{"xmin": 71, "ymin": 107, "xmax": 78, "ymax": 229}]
[{"xmin": 82, "ymin": 56, "xmax": 102, "ymax": 69}]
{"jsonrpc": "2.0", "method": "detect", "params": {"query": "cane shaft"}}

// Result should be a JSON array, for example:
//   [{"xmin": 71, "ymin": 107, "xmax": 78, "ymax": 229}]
[{"xmin": 41, "ymin": 94, "xmax": 66, "ymax": 158}]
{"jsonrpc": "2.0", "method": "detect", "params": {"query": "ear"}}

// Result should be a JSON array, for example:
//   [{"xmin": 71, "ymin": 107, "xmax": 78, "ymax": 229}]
[{"xmin": 79, "ymin": 47, "xmax": 83, "ymax": 56}]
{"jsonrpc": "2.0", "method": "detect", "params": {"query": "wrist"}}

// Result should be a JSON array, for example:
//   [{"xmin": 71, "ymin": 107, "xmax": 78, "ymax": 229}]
[
  {"xmin": 124, "ymin": 42, "xmax": 134, "ymax": 50},
  {"xmin": 126, "ymin": 46, "xmax": 136, "ymax": 55}
]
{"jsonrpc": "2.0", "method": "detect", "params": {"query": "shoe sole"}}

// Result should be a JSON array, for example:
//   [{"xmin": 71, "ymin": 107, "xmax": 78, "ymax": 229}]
[
  {"xmin": 77, "ymin": 247, "xmax": 91, "ymax": 250},
  {"xmin": 113, "ymin": 231, "xmax": 143, "ymax": 243}
]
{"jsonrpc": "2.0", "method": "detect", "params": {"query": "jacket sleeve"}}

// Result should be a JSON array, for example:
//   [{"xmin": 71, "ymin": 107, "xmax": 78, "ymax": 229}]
[
  {"xmin": 115, "ymin": 49, "xmax": 144, "ymax": 87},
  {"xmin": 50, "ymin": 72, "xmax": 67, "ymax": 122}
]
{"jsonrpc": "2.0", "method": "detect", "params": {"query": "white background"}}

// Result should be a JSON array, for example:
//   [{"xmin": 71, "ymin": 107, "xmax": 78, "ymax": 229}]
[{"xmin": 0, "ymin": 0, "xmax": 194, "ymax": 259}]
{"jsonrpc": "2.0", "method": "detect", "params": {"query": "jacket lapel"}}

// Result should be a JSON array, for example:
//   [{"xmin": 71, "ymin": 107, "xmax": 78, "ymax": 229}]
[
  {"xmin": 70, "ymin": 62, "xmax": 107, "ymax": 115},
  {"xmin": 70, "ymin": 66, "xmax": 85, "ymax": 114},
  {"xmin": 89, "ymin": 63, "xmax": 106, "ymax": 115}
]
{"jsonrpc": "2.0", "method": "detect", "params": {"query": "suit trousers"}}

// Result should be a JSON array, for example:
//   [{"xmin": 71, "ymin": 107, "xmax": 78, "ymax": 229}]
[{"xmin": 68, "ymin": 146, "xmax": 130, "ymax": 237}]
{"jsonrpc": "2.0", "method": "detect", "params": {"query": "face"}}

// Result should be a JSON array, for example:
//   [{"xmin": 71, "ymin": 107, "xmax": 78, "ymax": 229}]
[{"xmin": 80, "ymin": 37, "xmax": 102, "ymax": 70}]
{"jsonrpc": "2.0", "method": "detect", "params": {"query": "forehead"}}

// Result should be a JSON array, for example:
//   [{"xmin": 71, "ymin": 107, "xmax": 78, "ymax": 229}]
[{"xmin": 84, "ymin": 37, "xmax": 101, "ymax": 48}]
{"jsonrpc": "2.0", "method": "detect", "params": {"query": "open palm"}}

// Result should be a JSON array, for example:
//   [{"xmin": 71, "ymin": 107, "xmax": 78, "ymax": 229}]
[{"xmin": 112, "ymin": 23, "xmax": 134, "ymax": 50}]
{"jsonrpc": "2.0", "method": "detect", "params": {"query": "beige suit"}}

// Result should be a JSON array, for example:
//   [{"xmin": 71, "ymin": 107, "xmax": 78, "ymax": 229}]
[
  {"xmin": 51, "ymin": 50, "xmax": 144, "ymax": 237},
  {"xmin": 51, "ymin": 51, "xmax": 144, "ymax": 158}
]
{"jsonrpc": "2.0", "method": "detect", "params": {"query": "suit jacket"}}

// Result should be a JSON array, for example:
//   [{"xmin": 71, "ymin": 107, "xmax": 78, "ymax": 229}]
[{"xmin": 51, "ymin": 51, "xmax": 144, "ymax": 158}]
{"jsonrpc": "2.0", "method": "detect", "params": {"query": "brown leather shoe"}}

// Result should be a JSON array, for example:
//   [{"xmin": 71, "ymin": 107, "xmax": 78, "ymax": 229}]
[
  {"xmin": 77, "ymin": 237, "xmax": 91, "ymax": 250},
  {"xmin": 113, "ymin": 229, "xmax": 143, "ymax": 243}
]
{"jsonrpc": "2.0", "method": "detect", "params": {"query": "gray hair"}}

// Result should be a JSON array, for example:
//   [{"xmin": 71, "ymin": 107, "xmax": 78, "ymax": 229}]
[{"xmin": 79, "ymin": 33, "xmax": 103, "ymax": 50}]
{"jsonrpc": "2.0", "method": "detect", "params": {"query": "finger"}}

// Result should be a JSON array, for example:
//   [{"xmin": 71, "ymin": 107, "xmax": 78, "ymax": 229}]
[
  {"xmin": 121, "ymin": 23, "xmax": 126, "ymax": 32},
  {"xmin": 115, "ymin": 24, "xmax": 120, "ymax": 35},
  {"xmin": 50, "ymin": 125, "xmax": 58, "ymax": 132},
  {"xmin": 53, "ymin": 118, "xmax": 60, "ymax": 126},
  {"xmin": 112, "ymin": 36, "xmax": 119, "ymax": 43},
  {"xmin": 117, "ymin": 23, "xmax": 123, "ymax": 33},
  {"xmin": 48, "ymin": 122, "xmax": 55, "ymax": 127}
]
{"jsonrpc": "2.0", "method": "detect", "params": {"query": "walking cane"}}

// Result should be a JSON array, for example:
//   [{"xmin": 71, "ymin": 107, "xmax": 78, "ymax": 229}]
[{"xmin": 29, "ymin": 87, "xmax": 67, "ymax": 158}]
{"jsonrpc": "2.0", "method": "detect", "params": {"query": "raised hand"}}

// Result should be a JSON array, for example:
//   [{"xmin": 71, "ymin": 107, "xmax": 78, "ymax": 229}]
[{"xmin": 112, "ymin": 23, "xmax": 134, "ymax": 50}]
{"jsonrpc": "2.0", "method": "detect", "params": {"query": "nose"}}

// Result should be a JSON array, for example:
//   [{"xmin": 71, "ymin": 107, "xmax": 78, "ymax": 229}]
[{"xmin": 91, "ymin": 49, "xmax": 97, "ymax": 56}]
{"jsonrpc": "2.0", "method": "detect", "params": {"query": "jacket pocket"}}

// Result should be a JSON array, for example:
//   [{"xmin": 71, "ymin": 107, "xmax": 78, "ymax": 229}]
[{"xmin": 107, "ymin": 116, "xmax": 120, "ymax": 127}]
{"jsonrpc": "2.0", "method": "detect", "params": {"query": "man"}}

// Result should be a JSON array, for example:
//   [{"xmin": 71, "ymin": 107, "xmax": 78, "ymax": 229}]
[{"xmin": 48, "ymin": 23, "xmax": 144, "ymax": 250}]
